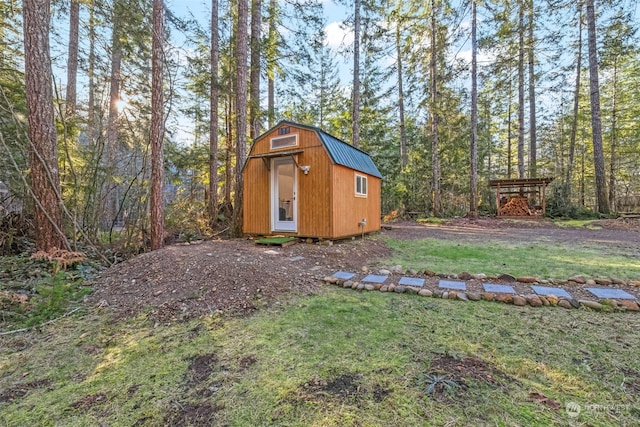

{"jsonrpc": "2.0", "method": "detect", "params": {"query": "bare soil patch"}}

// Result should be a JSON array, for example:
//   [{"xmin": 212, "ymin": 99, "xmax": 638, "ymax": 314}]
[
  {"xmin": 86, "ymin": 218, "xmax": 640, "ymax": 322},
  {"xmin": 0, "ymin": 379, "xmax": 51, "ymax": 403}
]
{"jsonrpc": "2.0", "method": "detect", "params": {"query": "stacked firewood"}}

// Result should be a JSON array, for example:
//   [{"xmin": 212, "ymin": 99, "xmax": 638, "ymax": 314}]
[{"xmin": 499, "ymin": 197, "xmax": 532, "ymax": 216}]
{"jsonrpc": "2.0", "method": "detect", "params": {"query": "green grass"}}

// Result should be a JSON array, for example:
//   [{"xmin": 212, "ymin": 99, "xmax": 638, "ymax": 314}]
[
  {"xmin": 383, "ymin": 238, "xmax": 640, "ymax": 280},
  {"xmin": 553, "ymin": 219, "xmax": 602, "ymax": 229},
  {"xmin": 2, "ymin": 289, "xmax": 640, "ymax": 426}
]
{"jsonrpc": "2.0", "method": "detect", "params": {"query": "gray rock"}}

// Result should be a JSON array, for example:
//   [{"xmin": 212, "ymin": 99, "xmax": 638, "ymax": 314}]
[
  {"xmin": 525, "ymin": 294, "xmax": 543, "ymax": 307},
  {"xmin": 467, "ymin": 292, "xmax": 481, "ymax": 301},
  {"xmin": 357, "ymin": 283, "xmax": 365, "ymax": 290},
  {"xmin": 513, "ymin": 296, "xmax": 527, "ymax": 306},
  {"xmin": 579, "ymin": 300, "xmax": 602, "ymax": 311},
  {"xmin": 407, "ymin": 268, "xmax": 418, "ymax": 275},
  {"xmin": 585, "ymin": 279, "xmax": 596, "ymax": 286},
  {"xmin": 558, "ymin": 299, "xmax": 573, "ymax": 309},
  {"xmin": 459, "ymin": 272, "xmax": 472, "ymax": 280},
  {"xmin": 364, "ymin": 284, "xmax": 375, "ymax": 291},
  {"xmin": 611, "ymin": 277, "xmax": 627, "ymax": 286},
  {"xmin": 351, "ymin": 281, "xmax": 359, "ymax": 289},
  {"xmin": 481, "ymin": 292, "xmax": 495, "ymax": 301},
  {"xmin": 619, "ymin": 300, "xmax": 640, "ymax": 311},
  {"xmin": 380, "ymin": 285, "xmax": 389, "ymax": 292},
  {"xmin": 394, "ymin": 285, "xmax": 406, "ymax": 293},
  {"xmin": 343, "ymin": 280, "xmax": 354, "ymax": 288},
  {"xmin": 456, "ymin": 292, "xmax": 469, "ymax": 301},
  {"xmin": 569, "ymin": 298, "xmax": 580, "ymax": 309},
  {"xmin": 498, "ymin": 273, "xmax": 516, "ymax": 283},
  {"xmin": 390, "ymin": 265, "xmax": 403, "ymax": 274},
  {"xmin": 405, "ymin": 287, "xmax": 419, "ymax": 294},
  {"xmin": 378, "ymin": 269, "xmax": 392, "ymax": 276},
  {"xmin": 472, "ymin": 273, "xmax": 487, "ymax": 280}
]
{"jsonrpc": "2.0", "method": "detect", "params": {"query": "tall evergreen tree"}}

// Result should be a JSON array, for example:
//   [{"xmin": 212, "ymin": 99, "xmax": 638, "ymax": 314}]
[
  {"xmin": 150, "ymin": 0, "xmax": 164, "ymax": 250},
  {"xmin": 585, "ymin": 0, "xmax": 609, "ymax": 214},
  {"xmin": 23, "ymin": 0, "xmax": 67, "ymax": 251},
  {"xmin": 232, "ymin": 0, "xmax": 249, "ymax": 236}
]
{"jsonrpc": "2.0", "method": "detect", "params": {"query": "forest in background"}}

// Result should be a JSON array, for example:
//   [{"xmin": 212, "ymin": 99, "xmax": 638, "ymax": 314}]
[{"xmin": 1, "ymin": 0, "xmax": 639, "ymax": 255}]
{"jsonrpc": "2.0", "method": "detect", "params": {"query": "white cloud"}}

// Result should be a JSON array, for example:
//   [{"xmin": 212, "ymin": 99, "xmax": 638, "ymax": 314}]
[{"xmin": 325, "ymin": 21, "xmax": 353, "ymax": 49}]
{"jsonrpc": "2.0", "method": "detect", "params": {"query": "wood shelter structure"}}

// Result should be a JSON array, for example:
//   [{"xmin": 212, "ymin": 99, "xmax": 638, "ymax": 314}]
[
  {"xmin": 489, "ymin": 177, "xmax": 554, "ymax": 217},
  {"xmin": 242, "ymin": 121, "xmax": 382, "ymax": 239}
]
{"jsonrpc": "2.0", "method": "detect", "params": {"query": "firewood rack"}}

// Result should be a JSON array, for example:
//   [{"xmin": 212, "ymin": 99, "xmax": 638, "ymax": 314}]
[{"xmin": 489, "ymin": 177, "xmax": 554, "ymax": 217}]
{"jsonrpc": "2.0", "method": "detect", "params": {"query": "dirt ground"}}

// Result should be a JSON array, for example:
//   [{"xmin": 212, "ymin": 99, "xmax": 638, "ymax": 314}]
[{"xmin": 87, "ymin": 217, "xmax": 640, "ymax": 322}]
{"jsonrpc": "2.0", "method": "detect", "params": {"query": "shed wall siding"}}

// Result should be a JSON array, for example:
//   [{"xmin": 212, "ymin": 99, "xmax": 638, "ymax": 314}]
[
  {"xmin": 297, "ymin": 145, "xmax": 332, "ymax": 238},
  {"xmin": 242, "ymin": 158, "xmax": 270, "ymax": 234},
  {"xmin": 243, "ymin": 126, "xmax": 333, "ymax": 237},
  {"xmin": 331, "ymin": 165, "xmax": 381, "ymax": 238}
]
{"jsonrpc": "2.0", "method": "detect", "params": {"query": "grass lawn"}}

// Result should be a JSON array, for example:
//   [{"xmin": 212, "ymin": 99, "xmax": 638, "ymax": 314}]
[
  {"xmin": 2, "ymin": 288, "xmax": 640, "ymax": 426},
  {"xmin": 2, "ymin": 237, "xmax": 639, "ymax": 426},
  {"xmin": 384, "ymin": 238, "xmax": 640, "ymax": 280}
]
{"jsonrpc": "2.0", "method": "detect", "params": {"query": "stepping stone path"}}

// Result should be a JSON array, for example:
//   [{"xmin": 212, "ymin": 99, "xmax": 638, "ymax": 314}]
[
  {"xmin": 399, "ymin": 277, "xmax": 425, "ymax": 287},
  {"xmin": 361, "ymin": 274, "xmax": 388, "ymax": 284},
  {"xmin": 327, "ymin": 270, "xmax": 640, "ymax": 312},
  {"xmin": 483, "ymin": 283, "xmax": 516, "ymax": 294},
  {"xmin": 333, "ymin": 271, "xmax": 356, "ymax": 280},
  {"xmin": 586, "ymin": 288, "xmax": 636, "ymax": 300},
  {"xmin": 438, "ymin": 280, "xmax": 467, "ymax": 290},
  {"xmin": 531, "ymin": 286, "xmax": 572, "ymax": 299}
]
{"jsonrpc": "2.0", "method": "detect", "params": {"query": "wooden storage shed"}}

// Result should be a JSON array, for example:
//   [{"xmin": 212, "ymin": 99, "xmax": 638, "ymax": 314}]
[{"xmin": 242, "ymin": 121, "xmax": 382, "ymax": 239}]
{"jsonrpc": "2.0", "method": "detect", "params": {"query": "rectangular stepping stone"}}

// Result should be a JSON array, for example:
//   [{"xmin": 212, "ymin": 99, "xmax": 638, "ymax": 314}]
[
  {"xmin": 439, "ymin": 280, "xmax": 467, "ymax": 291},
  {"xmin": 399, "ymin": 277, "xmax": 425, "ymax": 287},
  {"xmin": 531, "ymin": 285, "xmax": 572, "ymax": 298},
  {"xmin": 362, "ymin": 274, "xmax": 388, "ymax": 284},
  {"xmin": 482, "ymin": 283, "xmax": 516, "ymax": 294},
  {"xmin": 332, "ymin": 271, "xmax": 356, "ymax": 280},
  {"xmin": 586, "ymin": 288, "xmax": 636, "ymax": 300}
]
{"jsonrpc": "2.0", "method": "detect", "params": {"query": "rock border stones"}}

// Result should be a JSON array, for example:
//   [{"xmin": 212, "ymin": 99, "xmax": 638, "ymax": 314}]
[{"xmin": 322, "ymin": 270, "xmax": 640, "ymax": 313}]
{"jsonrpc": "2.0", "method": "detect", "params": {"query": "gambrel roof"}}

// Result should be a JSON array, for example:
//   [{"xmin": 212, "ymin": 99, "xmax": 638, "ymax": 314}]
[{"xmin": 252, "ymin": 120, "xmax": 383, "ymax": 179}]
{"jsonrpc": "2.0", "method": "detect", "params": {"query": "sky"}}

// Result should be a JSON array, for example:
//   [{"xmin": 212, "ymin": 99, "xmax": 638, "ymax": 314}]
[{"xmin": 167, "ymin": 0, "xmax": 353, "ymax": 61}]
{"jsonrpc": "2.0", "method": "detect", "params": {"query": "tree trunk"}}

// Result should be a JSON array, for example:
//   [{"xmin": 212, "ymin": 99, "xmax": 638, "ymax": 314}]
[
  {"xmin": 608, "ymin": 58, "xmax": 617, "ymax": 211},
  {"xmin": 105, "ymin": 1, "xmax": 123, "ymax": 229},
  {"xmin": 469, "ymin": 0, "xmax": 478, "ymax": 219},
  {"xmin": 232, "ymin": 0, "xmax": 249, "ymax": 237},
  {"xmin": 23, "ymin": 0, "xmax": 67, "ymax": 252},
  {"xmin": 249, "ymin": 0, "xmax": 261, "ymax": 140},
  {"xmin": 209, "ymin": 0, "xmax": 220, "ymax": 221},
  {"xmin": 430, "ymin": 0, "xmax": 440, "ymax": 216},
  {"xmin": 87, "ymin": 0, "xmax": 97, "ymax": 145},
  {"xmin": 396, "ymin": 22, "xmax": 407, "ymax": 170},
  {"xmin": 566, "ymin": 2, "xmax": 582, "ymax": 190},
  {"xmin": 527, "ymin": 0, "xmax": 536, "ymax": 178},
  {"xmin": 507, "ymin": 78, "xmax": 512, "ymax": 178},
  {"xmin": 517, "ymin": 0, "xmax": 525, "ymax": 179},
  {"xmin": 351, "ymin": 0, "xmax": 361, "ymax": 148},
  {"xmin": 585, "ymin": 0, "xmax": 609, "ymax": 214},
  {"xmin": 65, "ymin": 0, "xmax": 79, "ymax": 118},
  {"xmin": 150, "ymin": 0, "xmax": 164, "ymax": 250},
  {"xmin": 267, "ymin": 0, "xmax": 276, "ymax": 128}
]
